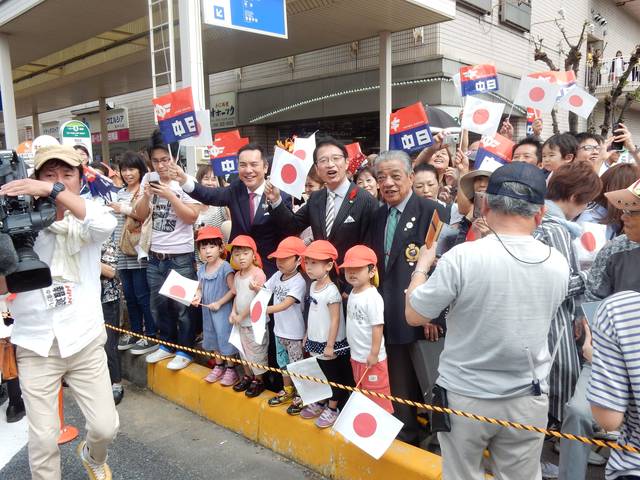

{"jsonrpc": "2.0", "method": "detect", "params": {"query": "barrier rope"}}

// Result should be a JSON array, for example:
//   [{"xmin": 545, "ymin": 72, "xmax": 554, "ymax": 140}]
[{"xmin": 106, "ymin": 324, "xmax": 638, "ymax": 454}]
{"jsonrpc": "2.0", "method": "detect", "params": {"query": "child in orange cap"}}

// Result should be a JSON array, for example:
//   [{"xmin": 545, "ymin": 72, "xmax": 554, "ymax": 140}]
[
  {"xmin": 264, "ymin": 236, "xmax": 308, "ymax": 413},
  {"xmin": 340, "ymin": 245, "xmax": 393, "ymax": 413},
  {"xmin": 299, "ymin": 240, "xmax": 354, "ymax": 428},
  {"xmin": 191, "ymin": 227, "xmax": 237, "ymax": 386},
  {"xmin": 228, "ymin": 235, "xmax": 268, "ymax": 397}
]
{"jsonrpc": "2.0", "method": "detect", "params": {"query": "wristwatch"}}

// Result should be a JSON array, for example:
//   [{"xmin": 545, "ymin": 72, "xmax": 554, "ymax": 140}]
[{"xmin": 49, "ymin": 182, "xmax": 66, "ymax": 201}]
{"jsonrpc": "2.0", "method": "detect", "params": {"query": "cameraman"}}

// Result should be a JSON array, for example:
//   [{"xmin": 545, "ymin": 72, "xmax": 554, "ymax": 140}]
[{"xmin": 0, "ymin": 146, "xmax": 118, "ymax": 480}]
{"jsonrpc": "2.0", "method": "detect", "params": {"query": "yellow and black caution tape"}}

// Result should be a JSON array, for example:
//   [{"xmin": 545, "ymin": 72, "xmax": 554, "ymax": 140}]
[{"xmin": 106, "ymin": 324, "xmax": 638, "ymax": 454}]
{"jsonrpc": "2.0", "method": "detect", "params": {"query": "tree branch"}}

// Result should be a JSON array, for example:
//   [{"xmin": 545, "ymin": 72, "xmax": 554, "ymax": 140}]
[{"xmin": 602, "ymin": 44, "xmax": 640, "ymax": 136}]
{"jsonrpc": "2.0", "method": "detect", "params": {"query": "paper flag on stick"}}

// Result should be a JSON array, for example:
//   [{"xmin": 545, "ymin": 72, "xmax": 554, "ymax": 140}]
[
  {"xmin": 228, "ymin": 324, "xmax": 245, "ymax": 357},
  {"xmin": 461, "ymin": 96, "xmax": 505, "ymax": 136},
  {"xmin": 514, "ymin": 77, "xmax": 562, "ymax": 113},
  {"xmin": 557, "ymin": 85, "xmax": 598, "ymax": 119},
  {"xmin": 249, "ymin": 287, "xmax": 272, "ymax": 343},
  {"xmin": 287, "ymin": 356, "xmax": 333, "ymax": 406},
  {"xmin": 292, "ymin": 133, "xmax": 316, "ymax": 162},
  {"xmin": 270, "ymin": 147, "xmax": 313, "ymax": 199},
  {"xmin": 333, "ymin": 392, "xmax": 403, "ymax": 460},
  {"xmin": 181, "ymin": 110, "xmax": 213, "ymax": 147},
  {"xmin": 159, "ymin": 270, "xmax": 199, "ymax": 306}
]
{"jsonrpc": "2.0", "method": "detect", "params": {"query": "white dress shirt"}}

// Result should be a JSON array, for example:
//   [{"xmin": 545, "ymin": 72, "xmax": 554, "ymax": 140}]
[
  {"xmin": 248, "ymin": 182, "xmax": 266, "ymax": 215},
  {"xmin": 328, "ymin": 177, "xmax": 351, "ymax": 215},
  {"xmin": 10, "ymin": 200, "xmax": 117, "ymax": 358}
]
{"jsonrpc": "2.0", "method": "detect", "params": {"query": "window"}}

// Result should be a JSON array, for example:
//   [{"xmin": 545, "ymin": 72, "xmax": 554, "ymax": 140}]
[
  {"xmin": 458, "ymin": 0, "xmax": 492, "ymax": 15},
  {"xmin": 499, "ymin": 0, "xmax": 532, "ymax": 32}
]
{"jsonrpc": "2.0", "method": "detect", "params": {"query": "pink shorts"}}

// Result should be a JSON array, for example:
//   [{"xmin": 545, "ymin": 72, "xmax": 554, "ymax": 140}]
[{"xmin": 350, "ymin": 358, "xmax": 393, "ymax": 413}]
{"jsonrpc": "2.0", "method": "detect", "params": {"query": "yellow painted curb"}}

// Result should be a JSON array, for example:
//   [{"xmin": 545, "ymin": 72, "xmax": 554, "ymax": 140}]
[{"xmin": 148, "ymin": 361, "xmax": 442, "ymax": 480}]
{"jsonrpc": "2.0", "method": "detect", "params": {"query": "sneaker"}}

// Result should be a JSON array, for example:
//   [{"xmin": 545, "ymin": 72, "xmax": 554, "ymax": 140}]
[
  {"xmin": 245, "ymin": 379, "xmax": 265, "ymax": 398},
  {"xmin": 541, "ymin": 461, "xmax": 559, "ymax": 479},
  {"xmin": 112, "ymin": 385, "xmax": 124, "ymax": 406},
  {"xmin": 233, "ymin": 375, "xmax": 253, "ymax": 392},
  {"xmin": 130, "ymin": 338, "xmax": 159, "ymax": 356},
  {"xmin": 166, "ymin": 354, "xmax": 192, "ymax": 371},
  {"xmin": 145, "ymin": 348, "xmax": 174, "ymax": 364},
  {"xmin": 220, "ymin": 368, "xmax": 239, "ymax": 387},
  {"xmin": 315, "ymin": 406, "xmax": 339, "ymax": 428},
  {"xmin": 300, "ymin": 402, "xmax": 325, "ymax": 420},
  {"xmin": 286, "ymin": 396, "xmax": 303, "ymax": 416},
  {"xmin": 204, "ymin": 365, "xmax": 225, "ymax": 383},
  {"xmin": 268, "ymin": 387, "xmax": 295, "ymax": 407},
  {"xmin": 117, "ymin": 335, "xmax": 136, "ymax": 351},
  {"xmin": 77, "ymin": 440, "xmax": 112, "ymax": 480}
]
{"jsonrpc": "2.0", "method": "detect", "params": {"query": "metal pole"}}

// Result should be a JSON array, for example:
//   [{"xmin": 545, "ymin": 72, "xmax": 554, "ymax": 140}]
[
  {"xmin": 179, "ymin": 0, "xmax": 205, "ymax": 175},
  {"xmin": 0, "ymin": 34, "xmax": 19, "ymax": 149},
  {"xmin": 99, "ymin": 97, "xmax": 110, "ymax": 164},
  {"xmin": 379, "ymin": 31, "xmax": 392, "ymax": 152},
  {"xmin": 32, "ymin": 111, "xmax": 40, "ymax": 137}
]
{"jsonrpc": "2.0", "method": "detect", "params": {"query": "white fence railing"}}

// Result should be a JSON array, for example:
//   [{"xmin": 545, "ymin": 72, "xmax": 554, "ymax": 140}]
[{"xmin": 585, "ymin": 56, "xmax": 640, "ymax": 95}]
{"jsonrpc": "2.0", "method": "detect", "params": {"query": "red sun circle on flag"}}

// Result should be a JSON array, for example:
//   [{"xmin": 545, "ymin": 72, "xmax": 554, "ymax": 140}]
[
  {"xmin": 169, "ymin": 285, "xmax": 186, "ymax": 298},
  {"xmin": 569, "ymin": 95, "xmax": 584, "ymax": 107},
  {"xmin": 281, "ymin": 164, "xmax": 298, "ymax": 185},
  {"xmin": 353, "ymin": 412, "xmax": 377, "ymax": 438},
  {"xmin": 472, "ymin": 109, "xmax": 490, "ymax": 125},
  {"xmin": 293, "ymin": 149, "xmax": 306, "ymax": 160},
  {"xmin": 529, "ymin": 87, "xmax": 546, "ymax": 102},
  {"xmin": 250, "ymin": 302, "xmax": 263, "ymax": 323},
  {"xmin": 581, "ymin": 232, "xmax": 596, "ymax": 252}
]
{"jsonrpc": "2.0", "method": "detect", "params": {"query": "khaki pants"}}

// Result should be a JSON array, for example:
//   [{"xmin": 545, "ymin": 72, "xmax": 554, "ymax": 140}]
[
  {"xmin": 438, "ymin": 390, "xmax": 548, "ymax": 480},
  {"xmin": 16, "ymin": 329, "xmax": 119, "ymax": 480}
]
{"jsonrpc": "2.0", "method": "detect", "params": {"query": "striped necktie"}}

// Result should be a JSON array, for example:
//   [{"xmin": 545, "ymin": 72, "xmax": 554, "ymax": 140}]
[
  {"xmin": 325, "ymin": 191, "xmax": 336, "ymax": 237},
  {"xmin": 385, "ymin": 207, "xmax": 399, "ymax": 267}
]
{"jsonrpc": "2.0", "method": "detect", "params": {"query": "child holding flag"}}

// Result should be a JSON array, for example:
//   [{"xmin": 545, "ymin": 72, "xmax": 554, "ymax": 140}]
[
  {"xmin": 299, "ymin": 241, "xmax": 354, "ymax": 428},
  {"xmin": 263, "ymin": 237, "xmax": 308, "ymax": 412},
  {"xmin": 191, "ymin": 227, "xmax": 237, "ymax": 386},
  {"xmin": 228, "ymin": 235, "xmax": 268, "ymax": 397},
  {"xmin": 340, "ymin": 245, "xmax": 393, "ymax": 413}
]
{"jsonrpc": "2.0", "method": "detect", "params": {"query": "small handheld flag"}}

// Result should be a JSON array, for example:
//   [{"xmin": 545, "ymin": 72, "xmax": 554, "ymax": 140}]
[
  {"xmin": 270, "ymin": 147, "xmax": 313, "ymax": 199},
  {"xmin": 558, "ymin": 85, "xmax": 597, "ymax": 119},
  {"xmin": 526, "ymin": 107, "xmax": 542, "ymax": 136},
  {"xmin": 514, "ymin": 77, "xmax": 562, "ymax": 113},
  {"xmin": 389, "ymin": 102, "xmax": 433, "ymax": 154},
  {"xmin": 459, "ymin": 64, "xmax": 499, "ymax": 96},
  {"xmin": 152, "ymin": 87, "xmax": 199, "ymax": 143},
  {"xmin": 249, "ymin": 287, "xmax": 272, "ymax": 343},
  {"xmin": 474, "ymin": 133, "xmax": 514, "ymax": 168},
  {"xmin": 461, "ymin": 96, "xmax": 505, "ymax": 136},
  {"xmin": 209, "ymin": 130, "xmax": 249, "ymax": 176},
  {"xmin": 159, "ymin": 270, "xmax": 199, "ymax": 306}
]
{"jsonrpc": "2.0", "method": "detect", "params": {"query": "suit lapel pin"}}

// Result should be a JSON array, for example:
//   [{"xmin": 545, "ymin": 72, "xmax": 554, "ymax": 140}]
[
  {"xmin": 406, "ymin": 221, "xmax": 414, "ymax": 229},
  {"xmin": 411, "ymin": 217, "xmax": 416, "ymax": 221},
  {"xmin": 405, "ymin": 243, "xmax": 419, "ymax": 263}
]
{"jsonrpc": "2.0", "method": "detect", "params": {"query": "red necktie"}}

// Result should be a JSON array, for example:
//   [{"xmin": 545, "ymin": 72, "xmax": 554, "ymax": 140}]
[{"xmin": 249, "ymin": 192, "xmax": 256, "ymax": 223}]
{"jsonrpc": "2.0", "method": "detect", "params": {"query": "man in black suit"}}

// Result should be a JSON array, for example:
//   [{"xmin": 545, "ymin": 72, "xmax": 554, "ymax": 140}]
[
  {"xmin": 264, "ymin": 137, "xmax": 378, "ymax": 266},
  {"xmin": 170, "ymin": 143, "xmax": 290, "ymax": 277},
  {"xmin": 368, "ymin": 149, "xmax": 444, "ymax": 445}
]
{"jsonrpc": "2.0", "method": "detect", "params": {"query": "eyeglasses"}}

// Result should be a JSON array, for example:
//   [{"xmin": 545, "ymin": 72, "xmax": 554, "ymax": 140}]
[
  {"xmin": 151, "ymin": 158, "xmax": 172, "ymax": 165},
  {"xmin": 579, "ymin": 145, "xmax": 601, "ymax": 153},
  {"xmin": 316, "ymin": 155, "xmax": 345, "ymax": 166},
  {"xmin": 622, "ymin": 209, "xmax": 640, "ymax": 216}
]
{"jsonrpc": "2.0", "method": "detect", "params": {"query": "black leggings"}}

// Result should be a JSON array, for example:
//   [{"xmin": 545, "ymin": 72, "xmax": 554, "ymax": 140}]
[{"xmin": 317, "ymin": 354, "xmax": 354, "ymax": 410}]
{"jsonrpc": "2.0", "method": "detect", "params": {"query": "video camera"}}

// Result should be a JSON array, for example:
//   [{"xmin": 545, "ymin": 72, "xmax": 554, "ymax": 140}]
[{"xmin": 0, "ymin": 150, "xmax": 57, "ymax": 293}]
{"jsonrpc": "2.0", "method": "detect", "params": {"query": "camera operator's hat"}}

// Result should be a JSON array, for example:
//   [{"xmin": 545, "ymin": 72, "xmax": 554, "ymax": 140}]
[
  {"xmin": 34, "ymin": 145, "xmax": 82, "ymax": 171},
  {"xmin": 486, "ymin": 162, "xmax": 546, "ymax": 205},
  {"xmin": 605, "ymin": 178, "xmax": 640, "ymax": 211},
  {"xmin": 460, "ymin": 170, "xmax": 492, "ymax": 201}
]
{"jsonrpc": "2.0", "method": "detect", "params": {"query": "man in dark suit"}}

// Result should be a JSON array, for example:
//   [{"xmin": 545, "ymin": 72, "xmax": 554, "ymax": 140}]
[
  {"xmin": 264, "ymin": 137, "xmax": 378, "ymax": 266},
  {"xmin": 170, "ymin": 143, "xmax": 290, "ymax": 277},
  {"xmin": 367, "ymin": 149, "xmax": 444, "ymax": 445}
]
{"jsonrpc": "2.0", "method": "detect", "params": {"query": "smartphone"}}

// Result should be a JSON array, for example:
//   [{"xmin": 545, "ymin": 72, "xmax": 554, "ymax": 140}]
[
  {"xmin": 611, "ymin": 123, "xmax": 625, "ymax": 151},
  {"xmin": 473, "ymin": 192, "xmax": 486, "ymax": 220},
  {"xmin": 147, "ymin": 171, "xmax": 161, "ymax": 186}
]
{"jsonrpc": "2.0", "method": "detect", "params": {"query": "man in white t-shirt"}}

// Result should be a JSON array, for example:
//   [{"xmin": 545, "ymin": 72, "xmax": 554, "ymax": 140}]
[
  {"xmin": 406, "ymin": 162, "xmax": 570, "ymax": 480},
  {"xmin": 135, "ymin": 131, "xmax": 200, "ymax": 371}
]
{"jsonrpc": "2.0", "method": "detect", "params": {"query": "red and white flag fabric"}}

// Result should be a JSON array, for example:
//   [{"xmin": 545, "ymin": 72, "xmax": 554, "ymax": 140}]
[
  {"xmin": 346, "ymin": 142, "xmax": 367, "ymax": 174},
  {"xmin": 526, "ymin": 107, "xmax": 542, "ymax": 136},
  {"xmin": 557, "ymin": 85, "xmax": 598, "ymax": 119},
  {"xmin": 461, "ymin": 96, "xmax": 505, "ymax": 136},
  {"xmin": 159, "ymin": 270, "xmax": 199, "ymax": 306},
  {"xmin": 270, "ymin": 146, "xmax": 313, "ymax": 199},
  {"xmin": 474, "ymin": 133, "xmax": 514, "ymax": 168},
  {"xmin": 574, "ymin": 222, "xmax": 608, "ymax": 269},
  {"xmin": 286, "ymin": 356, "xmax": 332, "ymax": 406},
  {"xmin": 333, "ymin": 392, "xmax": 403, "ymax": 460},
  {"xmin": 249, "ymin": 287, "xmax": 272, "ymax": 342},
  {"xmin": 514, "ymin": 76, "xmax": 562, "ymax": 113},
  {"xmin": 292, "ymin": 133, "xmax": 316, "ymax": 162},
  {"xmin": 528, "ymin": 70, "xmax": 576, "ymax": 100},
  {"xmin": 181, "ymin": 110, "xmax": 213, "ymax": 147}
]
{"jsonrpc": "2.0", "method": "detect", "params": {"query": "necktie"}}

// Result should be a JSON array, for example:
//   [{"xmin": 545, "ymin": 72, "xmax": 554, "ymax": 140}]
[
  {"xmin": 249, "ymin": 192, "xmax": 257, "ymax": 224},
  {"xmin": 325, "ymin": 191, "xmax": 336, "ymax": 237},
  {"xmin": 385, "ymin": 208, "xmax": 399, "ymax": 267}
]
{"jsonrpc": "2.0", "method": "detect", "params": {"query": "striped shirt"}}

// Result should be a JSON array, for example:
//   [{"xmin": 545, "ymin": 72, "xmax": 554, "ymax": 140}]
[
  {"xmin": 115, "ymin": 187, "xmax": 148, "ymax": 270},
  {"xmin": 588, "ymin": 290, "xmax": 640, "ymax": 479}
]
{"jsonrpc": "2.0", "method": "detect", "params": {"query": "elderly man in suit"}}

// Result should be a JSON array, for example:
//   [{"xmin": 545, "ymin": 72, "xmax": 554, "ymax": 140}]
[
  {"xmin": 264, "ymin": 137, "xmax": 378, "ymax": 267},
  {"xmin": 170, "ymin": 143, "xmax": 290, "ymax": 277},
  {"xmin": 368, "ymin": 150, "xmax": 443, "ymax": 445}
]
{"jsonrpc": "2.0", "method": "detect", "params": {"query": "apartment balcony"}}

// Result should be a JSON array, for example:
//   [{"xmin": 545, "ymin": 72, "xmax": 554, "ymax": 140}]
[{"xmin": 585, "ymin": 57, "xmax": 640, "ymax": 96}]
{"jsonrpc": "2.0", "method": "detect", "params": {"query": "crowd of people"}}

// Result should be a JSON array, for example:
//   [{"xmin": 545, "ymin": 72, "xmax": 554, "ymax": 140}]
[{"xmin": 1, "ymin": 115, "xmax": 640, "ymax": 480}]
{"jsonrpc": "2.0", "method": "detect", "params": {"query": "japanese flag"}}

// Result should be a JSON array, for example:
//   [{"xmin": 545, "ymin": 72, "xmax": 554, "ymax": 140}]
[
  {"xmin": 333, "ymin": 392, "xmax": 403, "ymax": 460},
  {"xmin": 287, "ymin": 356, "xmax": 332, "ymax": 406},
  {"xmin": 249, "ymin": 287, "xmax": 272, "ymax": 343},
  {"xmin": 461, "ymin": 96, "xmax": 505, "ymax": 136},
  {"xmin": 514, "ymin": 76, "xmax": 562, "ymax": 113},
  {"xmin": 558, "ymin": 85, "xmax": 597, "ymax": 119},
  {"xmin": 292, "ymin": 133, "xmax": 316, "ymax": 162},
  {"xmin": 573, "ymin": 222, "xmax": 607, "ymax": 268},
  {"xmin": 270, "ymin": 147, "xmax": 313, "ymax": 199},
  {"xmin": 159, "ymin": 270, "xmax": 199, "ymax": 306}
]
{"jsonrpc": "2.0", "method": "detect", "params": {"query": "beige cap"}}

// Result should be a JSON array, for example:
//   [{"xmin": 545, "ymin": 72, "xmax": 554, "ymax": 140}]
[
  {"xmin": 460, "ymin": 170, "xmax": 491, "ymax": 201},
  {"xmin": 34, "ymin": 145, "xmax": 82, "ymax": 171},
  {"xmin": 605, "ymin": 178, "xmax": 640, "ymax": 211}
]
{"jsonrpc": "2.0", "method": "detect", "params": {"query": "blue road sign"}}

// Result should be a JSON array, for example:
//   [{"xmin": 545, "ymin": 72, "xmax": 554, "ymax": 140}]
[{"xmin": 202, "ymin": 0, "xmax": 288, "ymax": 39}]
